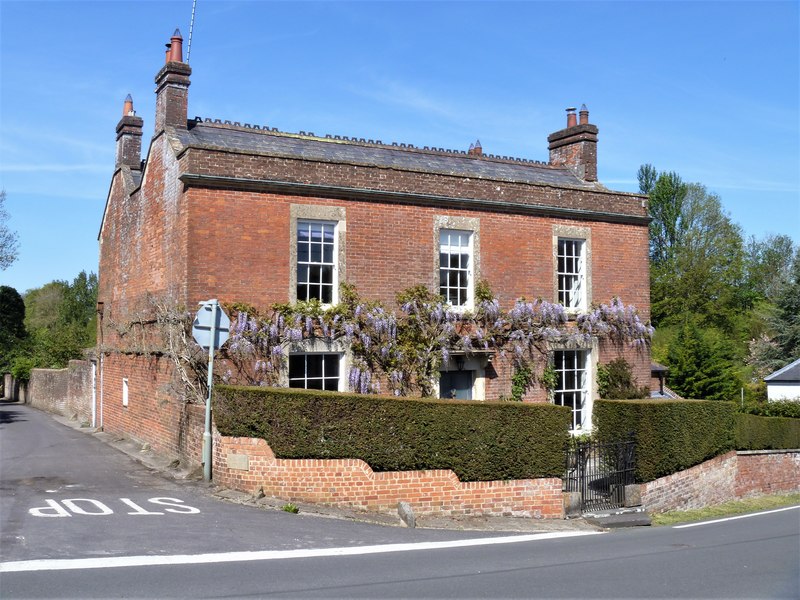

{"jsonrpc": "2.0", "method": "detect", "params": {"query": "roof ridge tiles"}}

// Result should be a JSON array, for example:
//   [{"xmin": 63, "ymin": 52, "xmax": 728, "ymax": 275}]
[{"xmin": 189, "ymin": 116, "xmax": 550, "ymax": 166}]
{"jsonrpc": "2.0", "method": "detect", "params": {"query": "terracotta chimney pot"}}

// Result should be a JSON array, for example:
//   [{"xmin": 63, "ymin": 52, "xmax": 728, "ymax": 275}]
[
  {"xmin": 169, "ymin": 29, "xmax": 183, "ymax": 63},
  {"xmin": 123, "ymin": 94, "xmax": 134, "ymax": 117},
  {"xmin": 579, "ymin": 104, "xmax": 589, "ymax": 125},
  {"xmin": 566, "ymin": 107, "xmax": 577, "ymax": 128}
]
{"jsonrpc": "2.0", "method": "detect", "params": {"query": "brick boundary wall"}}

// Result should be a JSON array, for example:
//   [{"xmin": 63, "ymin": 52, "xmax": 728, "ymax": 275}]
[
  {"xmin": 27, "ymin": 360, "xmax": 93, "ymax": 425},
  {"xmin": 212, "ymin": 435, "xmax": 564, "ymax": 519},
  {"xmin": 641, "ymin": 450, "xmax": 800, "ymax": 513}
]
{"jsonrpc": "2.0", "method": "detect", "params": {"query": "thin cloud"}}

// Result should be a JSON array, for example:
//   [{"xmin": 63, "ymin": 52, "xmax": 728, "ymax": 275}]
[
  {"xmin": 348, "ymin": 78, "xmax": 461, "ymax": 121},
  {"xmin": 0, "ymin": 163, "xmax": 108, "ymax": 174}
]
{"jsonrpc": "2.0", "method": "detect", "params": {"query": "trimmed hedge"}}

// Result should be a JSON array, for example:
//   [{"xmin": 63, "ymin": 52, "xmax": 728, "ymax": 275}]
[
  {"xmin": 735, "ymin": 413, "xmax": 800, "ymax": 450},
  {"xmin": 740, "ymin": 400, "xmax": 800, "ymax": 419},
  {"xmin": 214, "ymin": 386, "xmax": 571, "ymax": 482},
  {"xmin": 593, "ymin": 399, "xmax": 736, "ymax": 483}
]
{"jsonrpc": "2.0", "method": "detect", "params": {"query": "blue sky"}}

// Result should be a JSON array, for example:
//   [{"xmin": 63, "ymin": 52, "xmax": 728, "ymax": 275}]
[{"xmin": 1, "ymin": 0, "xmax": 798, "ymax": 294}]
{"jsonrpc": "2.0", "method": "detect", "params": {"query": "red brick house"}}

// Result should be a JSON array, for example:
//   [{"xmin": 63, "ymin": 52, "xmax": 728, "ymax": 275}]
[{"xmin": 98, "ymin": 31, "xmax": 650, "ymax": 463}]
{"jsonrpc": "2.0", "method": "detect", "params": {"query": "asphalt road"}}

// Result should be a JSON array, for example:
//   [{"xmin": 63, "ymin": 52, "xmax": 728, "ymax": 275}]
[
  {"xmin": 2, "ymin": 401, "xmax": 798, "ymax": 599},
  {"xmin": 0, "ymin": 402, "xmax": 504, "ymax": 562}
]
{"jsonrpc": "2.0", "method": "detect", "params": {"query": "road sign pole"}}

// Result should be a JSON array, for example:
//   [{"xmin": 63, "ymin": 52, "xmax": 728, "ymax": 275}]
[{"xmin": 202, "ymin": 300, "xmax": 218, "ymax": 482}]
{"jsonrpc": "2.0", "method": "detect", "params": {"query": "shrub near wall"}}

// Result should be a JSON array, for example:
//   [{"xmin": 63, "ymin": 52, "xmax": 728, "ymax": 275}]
[
  {"xmin": 735, "ymin": 413, "xmax": 800, "ymax": 450},
  {"xmin": 214, "ymin": 386, "xmax": 571, "ymax": 482},
  {"xmin": 593, "ymin": 399, "xmax": 736, "ymax": 483}
]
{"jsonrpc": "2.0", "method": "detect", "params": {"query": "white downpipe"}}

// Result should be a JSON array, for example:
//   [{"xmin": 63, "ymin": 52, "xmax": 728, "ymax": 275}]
[{"xmin": 91, "ymin": 361, "xmax": 97, "ymax": 428}]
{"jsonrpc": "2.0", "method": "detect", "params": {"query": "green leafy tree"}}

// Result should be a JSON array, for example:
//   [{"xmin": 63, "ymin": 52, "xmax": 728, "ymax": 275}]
[
  {"xmin": 24, "ymin": 281, "xmax": 68, "ymax": 331},
  {"xmin": 773, "ymin": 249, "xmax": 800, "ymax": 360},
  {"xmin": 18, "ymin": 272, "xmax": 98, "ymax": 369},
  {"xmin": 638, "ymin": 165, "xmax": 688, "ymax": 267},
  {"xmin": 744, "ymin": 234, "xmax": 796, "ymax": 302},
  {"xmin": 0, "ymin": 285, "xmax": 26, "ymax": 372},
  {"xmin": 0, "ymin": 190, "xmax": 19, "ymax": 270},
  {"xmin": 640, "ymin": 165, "xmax": 746, "ymax": 331}
]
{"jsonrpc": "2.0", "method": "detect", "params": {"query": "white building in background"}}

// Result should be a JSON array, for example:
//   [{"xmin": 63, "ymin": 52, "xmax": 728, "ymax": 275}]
[{"xmin": 764, "ymin": 357, "xmax": 800, "ymax": 402}]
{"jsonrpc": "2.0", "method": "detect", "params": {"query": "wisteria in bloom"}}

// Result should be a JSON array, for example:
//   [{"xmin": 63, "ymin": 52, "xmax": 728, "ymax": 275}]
[
  {"xmin": 577, "ymin": 298, "xmax": 654, "ymax": 346},
  {"xmin": 218, "ymin": 287, "xmax": 653, "ymax": 397}
]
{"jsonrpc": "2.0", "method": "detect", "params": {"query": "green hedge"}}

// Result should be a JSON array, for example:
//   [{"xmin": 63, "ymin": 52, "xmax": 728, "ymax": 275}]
[
  {"xmin": 214, "ymin": 386, "xmax": 571, "ymax": 482},
  {"xmin": 740, "ymin": 400, "xmax": 800, "ymax": 419},
  {"xmin": 735, "ymin": 413, "xmax": 800, "ymax": 450},
  {"xmin": 593, "ymin": 399, "xmax": 736, "ymax": 483}
]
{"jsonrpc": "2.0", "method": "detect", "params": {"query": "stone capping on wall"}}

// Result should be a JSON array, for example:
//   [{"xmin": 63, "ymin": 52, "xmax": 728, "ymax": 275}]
[{"xmin": 212, "ymin": 434, "xmax": 565, "ymax": 520}]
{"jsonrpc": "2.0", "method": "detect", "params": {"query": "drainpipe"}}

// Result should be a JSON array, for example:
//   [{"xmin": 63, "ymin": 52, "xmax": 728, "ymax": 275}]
[{"xmin": 91, "ymin": 361, "xmax": 97, "ymax": 428}]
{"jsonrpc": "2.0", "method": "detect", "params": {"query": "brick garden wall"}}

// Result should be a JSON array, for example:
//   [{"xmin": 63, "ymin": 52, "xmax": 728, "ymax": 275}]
[
  {"xmin": 28, "ymin": 360, "xmax": 93, "ymax": 425},
  {"xmin": 735, "ymin": 450, "xmax": 800, "ymax": 498},
  {"xmin": 99, "ymin": 353, "xmax": 202, "ymax": 469},
  {"xmin": 213, "ymin": 434, "xmax": 564, "ymax": 519},
  {"xmin": 641, "ymin": 450, "xmax": 800, "ymax": 513}
]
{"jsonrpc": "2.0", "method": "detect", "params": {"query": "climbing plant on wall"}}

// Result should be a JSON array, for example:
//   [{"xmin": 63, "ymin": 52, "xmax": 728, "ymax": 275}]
[{"xmin": 221, "ymin": 284, "xmax": 653, "ymax": 398}]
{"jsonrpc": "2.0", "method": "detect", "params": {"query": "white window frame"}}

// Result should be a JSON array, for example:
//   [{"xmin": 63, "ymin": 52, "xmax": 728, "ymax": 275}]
[
  {"xmin": 553, "ymin": 348, "xmax": 593, "ymax": 432},
  {"xmin": 439, "ymin": 228, "xmax": 473, "ymax": 309},
  {"xmin": 557, "ymin": 238, "xmax": 586, "ymax": 310},
  {"xmin": 290, "ymin": 205, "xmax": 346, "ymax": 306},
  {"xmin": 434, "ymin": 216, "xmax": 480, "ymax": 312},
  {"xmin": 553, "ymin": 225, "xmax": 591, "ymax": 312},
  {"xmin": 122, "ymin": 378, "xmax": 129, "ymax": 407},
  {"xmin": 296, "ymin": 219, "xmax": 337, "ymax": 305},
  {"xmin": 288, "ymin": 352, "xmax": 344, "ymax": 392}
]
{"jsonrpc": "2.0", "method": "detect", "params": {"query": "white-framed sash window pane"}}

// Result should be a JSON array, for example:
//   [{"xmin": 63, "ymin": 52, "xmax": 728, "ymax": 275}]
[
  {"xmin": 554, "ymin": 349, "xmax": 588, "ymax": 430},
  {"xmin": 288, "ymin": 353, "xmax": 341, "ymax": 391},
  {"xmin": 297, "ymin": 220, "xmax": 336, "ymax": 304},
  {"xmin": 439, "ymin": 229, "xmax": 473, "ymax": 308},
  {"xmin": 557, "ymin": 239, "xmax": 585, "ymax": 309}
]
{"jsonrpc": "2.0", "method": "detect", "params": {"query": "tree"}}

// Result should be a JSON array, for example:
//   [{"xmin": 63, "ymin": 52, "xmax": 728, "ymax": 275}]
[
  {"xmin": 0, "ymin": 286, "xmax": 26, "ymax": 372},
  {"xmin": 18, "ymin": 272, "xmax": 98, "ymax": 369},
  {"xmin": 645, "ymin": 177, "xmax": 745, "ymax": 330},
  {"xmin": 666, "ymin": 317, "xmax": 741, "ymax": 401},
  {"xmin": 773, "ymin": 249, "xmax": 800, "ymax": 360},
  {"xmin": 0, "ymin": 190, "xmax": 19, "ymax": 270},
  {"xmin": 59, "ymin": 270, "xmax": 98, "ymax": 344},
  {"xmin": 744, "ymin": 234, "xmax": 796, "ymax": 302},
  {"xmin": 638, "ymin": 165, "xmax": 688, "ymax": 267},
  {"xmin": 24, "ymin": 281, "xmax": 68, "ymax": 331}
]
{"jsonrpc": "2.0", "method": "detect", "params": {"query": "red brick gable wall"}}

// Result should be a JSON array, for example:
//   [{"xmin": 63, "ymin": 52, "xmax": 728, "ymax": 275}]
[{"xmin": 99, "ymin": 135, "xmax": 190, "ymax": 349}]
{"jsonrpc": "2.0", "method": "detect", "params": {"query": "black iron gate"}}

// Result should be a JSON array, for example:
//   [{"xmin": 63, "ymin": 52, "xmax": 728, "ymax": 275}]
[{"xmin": 563, "ymin": 438, "xmax": 636, "ymax": 513}]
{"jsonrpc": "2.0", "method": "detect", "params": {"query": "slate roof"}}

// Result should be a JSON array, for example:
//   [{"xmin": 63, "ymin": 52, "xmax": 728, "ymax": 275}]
[
  {"xmin": 764, "ymin": 357, "xmax": 800, "ymax": 383},
  {"xmin": 169, "ymin": 119, "xmax": 607, "ymax": 191}
]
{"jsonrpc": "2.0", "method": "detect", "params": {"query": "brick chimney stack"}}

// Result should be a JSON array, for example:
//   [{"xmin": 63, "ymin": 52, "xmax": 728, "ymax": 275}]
[
  {"xmin": 115, "ymin": 94, "xmax": 143, "ymax": 170},
  {"xmin": 548, "ymin": 104, "xmax": 598, "ymax": 182},
  {"xmin": 154, "ymin": 29, "xmax": 191, "ymax": 132}
]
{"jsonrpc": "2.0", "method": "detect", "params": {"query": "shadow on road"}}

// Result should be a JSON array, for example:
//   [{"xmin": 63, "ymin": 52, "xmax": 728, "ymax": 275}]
[{"xmin": 0, "ymin": 404, "xmax": 27, "ymax": 425}]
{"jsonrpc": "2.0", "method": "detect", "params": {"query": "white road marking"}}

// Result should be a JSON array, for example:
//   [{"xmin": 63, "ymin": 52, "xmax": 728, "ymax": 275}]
[
  {"xmin": 28, "ymin": 497, "xmax": 200, "ymax": 517},
  {"xmin": 0, "ymin": 530, "xmax": 602, "ymax": 573},
  {"xmin": 673, "ymin": 505, "xmax": 800, "ymax": 529}
]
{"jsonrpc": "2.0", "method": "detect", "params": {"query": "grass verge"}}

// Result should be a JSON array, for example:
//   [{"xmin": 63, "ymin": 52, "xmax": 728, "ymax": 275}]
[{"xmin": 651, "ymin": 493, "xmax": 800, "ymax": 526}]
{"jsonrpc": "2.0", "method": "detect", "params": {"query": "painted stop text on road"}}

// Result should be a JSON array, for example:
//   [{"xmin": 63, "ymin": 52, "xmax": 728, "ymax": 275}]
[{"xmin": 29, "ymin": 497, "xmax": 201, "ymax": 517}]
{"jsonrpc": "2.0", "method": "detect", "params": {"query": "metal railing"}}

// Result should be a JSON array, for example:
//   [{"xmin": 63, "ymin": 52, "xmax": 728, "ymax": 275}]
[{"xmin": 564, "ymin": 438, "xmax": 636, "ymax": 513}]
